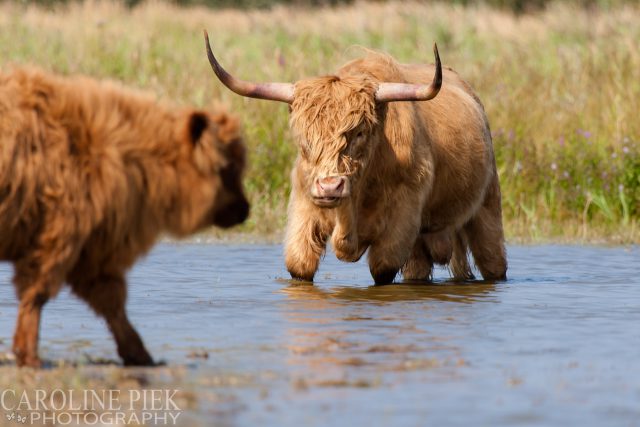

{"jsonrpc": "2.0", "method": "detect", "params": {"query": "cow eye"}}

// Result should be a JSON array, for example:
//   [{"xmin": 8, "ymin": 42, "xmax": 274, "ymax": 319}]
[{"xmin": 300, "ymin": 143, "xmax": 310, "ymax": 159}]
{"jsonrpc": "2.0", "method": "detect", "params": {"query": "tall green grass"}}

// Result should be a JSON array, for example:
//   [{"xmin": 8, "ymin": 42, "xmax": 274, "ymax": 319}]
[{"xmin": 1, "ymin": 1, "xmax": 638, "ymax": 242}]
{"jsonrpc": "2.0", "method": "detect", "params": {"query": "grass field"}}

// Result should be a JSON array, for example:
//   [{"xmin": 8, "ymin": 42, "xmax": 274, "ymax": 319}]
[{"xmin": 1, "ymin": 0, "xmax": 638, "ymax": 243}]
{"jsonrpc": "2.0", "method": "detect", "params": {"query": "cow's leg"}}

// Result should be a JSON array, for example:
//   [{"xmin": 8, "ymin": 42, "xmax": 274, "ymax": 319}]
[
  {"xmin": 70, "ymin": 273, "xmax": 153, "ymax": 366},
  {"xmin": 284, "ymin": 195, "xmax": 329, "ymax": 282},
  {"xmin": 368, "ymin": 207, "xmax": 421, "ymax": 285},
  {"xmin": 12, "ymin": 247, "xmax": 73, "ymax": 367},
  {"xmin": 464, "ymin": 176, "xmax": 507, "ymax": 280},
  {"xmin": 450, "ymin": 230, "xmax": 474, "ymax": 280},
  {"xmin": 332, "ymin": 200, "xmax": 366, "ymax": 262},
  {"xmin": 401, "ymin": 236, "xmax": 433, "ymax": 281},
  {"xmin": 12, "ymin": 271, "xmax": 60, "ymax": 368},
  {"xmin": 13, "ymin": 292, "xmax": 48, "ymax": 368}
]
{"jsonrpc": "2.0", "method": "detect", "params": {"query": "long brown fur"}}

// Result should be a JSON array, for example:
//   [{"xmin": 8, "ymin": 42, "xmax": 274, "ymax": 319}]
[
  {"xmin": 0, "ymin": 66, "xmax": 249, "ymax": 367},
  {"xmin": 283, "ymin": 51, "xmax": 507, "ymax": 284}
]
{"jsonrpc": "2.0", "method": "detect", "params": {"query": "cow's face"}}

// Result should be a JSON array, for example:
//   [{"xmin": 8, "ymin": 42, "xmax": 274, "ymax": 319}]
[
  {"xmin": 173, "ymin": 110, "xmax": 249, "ymax": 235},
  {"xmin": 290, "ymin": 76, "xmax": 379, "ymax": 208}
]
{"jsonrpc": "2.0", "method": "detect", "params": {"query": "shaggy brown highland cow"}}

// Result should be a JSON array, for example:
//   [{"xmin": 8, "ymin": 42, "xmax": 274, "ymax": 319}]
[
  {"xmin": 204, "ymin": 31, "xmax": 506, "ymax": 285},
  {"xmin": 0, "ymin": 66, "xmax": 249, "ymax": 367}
]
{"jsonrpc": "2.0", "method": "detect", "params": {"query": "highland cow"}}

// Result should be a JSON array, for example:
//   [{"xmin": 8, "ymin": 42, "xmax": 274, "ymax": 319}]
[
  {"xmin": 0, "ymin": 66, "xmax": 249, "ymax": 367},
  {"xmin": 204, "ymin": 31, "xmax": 506, "ymax": 285}
]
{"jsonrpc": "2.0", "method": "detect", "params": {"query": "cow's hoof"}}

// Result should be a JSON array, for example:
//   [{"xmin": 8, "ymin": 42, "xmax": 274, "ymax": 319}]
[
  {"xmin": 15, "ymin": 354, "xmax": 41, "ymax": 369},
  {"xmin": 481, "ymin": 271, "xmax": 507, "ymax": 282},
  {"xmin": 288, "ymin": 271, "xmax": 315, "ymax": 283},
  {"xmin": 123, "ymin": 357, "xmax": 155, "ymax": 367},
  {"xmin": 372, "ymin": 269, "xmax": 398, "ymax": 285},
  {"xmin": 122, "ymin": 350, "xmax": 154, "ymax": 367}
]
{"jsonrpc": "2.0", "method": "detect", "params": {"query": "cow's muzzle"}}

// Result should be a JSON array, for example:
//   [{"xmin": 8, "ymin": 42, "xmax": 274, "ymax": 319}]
[
  {"xmin": 213, "ymin": 196, "xmax": 250, "ymax": 228},
  {"xmin": 312, "ymin": 175, "xmax": 350, "ymax": 208}
]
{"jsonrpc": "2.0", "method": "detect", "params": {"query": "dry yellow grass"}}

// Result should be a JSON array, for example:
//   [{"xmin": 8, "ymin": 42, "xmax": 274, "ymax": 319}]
[{"xmin": 1, "ymin": 0, "xmax": 638, "ymax": 243}]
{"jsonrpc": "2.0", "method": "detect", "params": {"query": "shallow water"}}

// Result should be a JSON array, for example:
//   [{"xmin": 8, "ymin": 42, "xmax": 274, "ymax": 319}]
[{"xmin": 0, "ymin": 243, "xmax": 639, "ymax": 426}]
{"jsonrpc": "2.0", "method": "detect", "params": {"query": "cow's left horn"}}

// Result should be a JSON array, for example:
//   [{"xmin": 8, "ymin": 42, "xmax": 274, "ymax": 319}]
[
  {"xmin": 204, "ymin": 30, "xmax": 295, "ymax": 103},
  {"xmin": 375, "ymin": 43, "xmax": 443, "ymax": 103}
]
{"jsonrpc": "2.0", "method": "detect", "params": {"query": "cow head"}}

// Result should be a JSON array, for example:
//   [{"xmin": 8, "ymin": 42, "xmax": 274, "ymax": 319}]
[
  {"xmin": 203, "ymin": 31, "xmax": 441, "ymax": 208},
  {"xmin": 289, "ymin": 75, "xmax": 378, "ymax": 207},
  {"xmin": 172, "ymin": 108, "xmax": 249, "ymax": 236}
]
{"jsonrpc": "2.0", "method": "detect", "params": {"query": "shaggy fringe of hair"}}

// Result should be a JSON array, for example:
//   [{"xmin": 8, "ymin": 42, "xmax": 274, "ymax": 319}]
[{"xmin": 290, "ymin": 75, "xmax": 378, "ymax": 169}]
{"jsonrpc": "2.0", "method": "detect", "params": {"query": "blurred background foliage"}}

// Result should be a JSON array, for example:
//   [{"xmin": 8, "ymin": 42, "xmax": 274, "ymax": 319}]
[{"xmin": 6, "ymin": 0, "xmax": 638, "ymax": 13}]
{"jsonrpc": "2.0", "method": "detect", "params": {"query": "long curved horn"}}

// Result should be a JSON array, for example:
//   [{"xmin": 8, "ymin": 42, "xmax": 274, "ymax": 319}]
[
  {"xmin": 375, "ymin": 43, "xmax": 443, "ymax": 102},
  {"xmin": 204, "ymin": 30, "xmax": 294, "ymax": 103}
]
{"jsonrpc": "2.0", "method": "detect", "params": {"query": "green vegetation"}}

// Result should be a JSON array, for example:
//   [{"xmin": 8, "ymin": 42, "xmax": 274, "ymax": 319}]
[{"xmin": 0, "ymin": 1, "xmax": 638, "ymax": 242}]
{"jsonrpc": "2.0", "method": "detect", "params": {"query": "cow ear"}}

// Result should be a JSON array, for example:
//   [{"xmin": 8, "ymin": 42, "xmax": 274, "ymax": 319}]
[{"xmin": 187, "ymin": 112, "xmax": 209, "ymax": 145}]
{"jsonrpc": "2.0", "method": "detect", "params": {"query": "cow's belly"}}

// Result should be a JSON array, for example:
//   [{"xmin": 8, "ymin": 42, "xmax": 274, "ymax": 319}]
[
  {"xmin": 421, "ymin": 167, "xmax": 490, "ymax": 233},
  {"xmin": 421, "ymin": 189, "xmax": 484, "ymax": 233}
]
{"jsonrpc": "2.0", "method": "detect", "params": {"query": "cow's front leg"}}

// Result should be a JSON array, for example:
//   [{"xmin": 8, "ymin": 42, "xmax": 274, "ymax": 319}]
[
  {"xmin": 331, "ymin": 200, "xmax": 365, "ymax": 262},
  {"xmin": 367, "ymin": 205, "xmax": 422, "ymax": 285},
  {"xmin": 70, "ymin": 271, "xmax": 153, "ymax": 366},
  {"xmin": 284, "ymin": 195, "xmax": 330, "ymax": 282}
]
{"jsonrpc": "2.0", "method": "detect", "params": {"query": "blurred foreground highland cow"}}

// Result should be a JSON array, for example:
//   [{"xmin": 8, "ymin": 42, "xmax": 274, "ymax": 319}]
[
  {"xmin": 0, "ymin": 66, "xmax": 249, "ymax": 367},
  {"xmin": 204, "ymin": 31, "xmax": 506, "ymax": 284}
]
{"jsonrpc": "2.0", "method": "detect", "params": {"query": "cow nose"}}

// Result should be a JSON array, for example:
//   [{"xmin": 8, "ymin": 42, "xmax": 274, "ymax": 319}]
[
  {"xmin": 316, "ymin": 176, "xmax": 346, "ymax": 198},
  {"xmin": 213, "ymin": 196, "xmax": 250, "ymax": 228}
]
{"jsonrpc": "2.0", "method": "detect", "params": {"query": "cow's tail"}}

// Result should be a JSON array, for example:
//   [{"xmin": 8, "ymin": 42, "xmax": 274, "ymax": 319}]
[{"xmin": 449, "ymin": 230, "xmax": 474, "ymax": 280}]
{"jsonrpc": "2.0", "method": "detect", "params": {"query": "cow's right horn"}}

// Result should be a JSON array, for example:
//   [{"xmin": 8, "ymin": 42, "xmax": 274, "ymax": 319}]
[
  {"xmin": 204, "ymin": 30, "xmax": 295, "ymax": 104},
  {"xmin": 375, "ymin": 43, "xmax": 443, "ymax": 103}
]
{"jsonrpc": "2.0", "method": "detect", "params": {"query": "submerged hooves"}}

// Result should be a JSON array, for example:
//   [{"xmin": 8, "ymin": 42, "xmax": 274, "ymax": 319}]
[
  {"xmin": 120, "ymin": 345, "xmax": 155, "ymax": 367},
  {"xmin": 372, "ymin": 270, "xmax": 399, "ymax": 285},
  {"xmin": 122, "ymin": 354, "xmax": 155, "ymax": 367},
  {"xmin": 15, "ymin": 355, "xmax": 41, "ymax": 369},
  {"xmin": 288, "ymin": 271, "xmax": 315, "ymax": 283},
  {"xmin": 483, "ymin": 272, "xmax": 507, "ymax": 282}
]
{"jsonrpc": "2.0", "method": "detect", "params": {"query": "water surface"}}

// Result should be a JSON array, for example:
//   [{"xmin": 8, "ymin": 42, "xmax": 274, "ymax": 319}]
[{"xmin": 0, "ymin": 244, "xmax": 638, "ymax": 426}]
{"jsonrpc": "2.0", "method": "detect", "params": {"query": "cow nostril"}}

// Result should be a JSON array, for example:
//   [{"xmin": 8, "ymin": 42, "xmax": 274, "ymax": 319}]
[
  {"xmin": 316, "ymin": 176, "xmax": 347, "ymax": 197},
  {"xmin": 319, "ymin": 177, "xmax": 341, "ymax": 189}
]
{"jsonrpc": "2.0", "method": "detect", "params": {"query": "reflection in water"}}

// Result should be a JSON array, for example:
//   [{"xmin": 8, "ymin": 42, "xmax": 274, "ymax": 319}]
[
  {"xmin": 278, "ymin": 282, "xmax": 497, "ymax": 387},
  {"xmin": 281, "ymin": 281, "xmax": 498, "ymax": 304}
]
